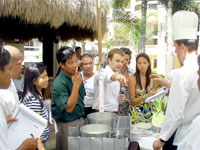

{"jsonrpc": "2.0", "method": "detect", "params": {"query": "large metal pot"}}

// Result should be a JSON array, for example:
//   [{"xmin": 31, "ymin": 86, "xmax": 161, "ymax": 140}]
[
  {"xmin": 87, "ymin": 112, "xmax": 118, "ymax": 129},
  {"xmin": 80, "ymin": 124, "xmax": 112, "ymax": 137}
]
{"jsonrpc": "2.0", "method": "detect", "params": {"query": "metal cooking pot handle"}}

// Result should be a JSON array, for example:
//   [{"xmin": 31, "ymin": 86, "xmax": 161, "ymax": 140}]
[
  {"xmin": 110, "ymin": 129, "xmax": 116, "ymax": 138},
  {"xmin": 113, "ymin": 116, "xmax": 118, "ymax": 129},
  {"xmin": 84, "ymin": 118, "xmax": 88, "ymax": 125}
]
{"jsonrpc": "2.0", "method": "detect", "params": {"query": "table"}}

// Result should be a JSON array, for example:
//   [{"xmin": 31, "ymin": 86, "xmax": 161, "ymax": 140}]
[
  {"xmin": 130, "ymin": 129, "xmax": 159, "ymax": 150},
  {"xmin": 137, "ymin": 136, "xmax": 157, "ymax": 150}
]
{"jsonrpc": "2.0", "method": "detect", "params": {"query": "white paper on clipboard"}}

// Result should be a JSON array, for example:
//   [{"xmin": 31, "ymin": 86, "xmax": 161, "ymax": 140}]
[
  {"xmin": 7, "ymin": 104, "xmax": 47, "ymax": 150},
  {"xmin": 145, "ymin": 87, "xmax": 168, "ymax": 103}
]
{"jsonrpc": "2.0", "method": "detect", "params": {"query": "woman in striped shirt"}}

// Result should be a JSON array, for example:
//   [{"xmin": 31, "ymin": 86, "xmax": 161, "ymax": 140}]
[{"xmin": 21, "ymin": 62, "xmax": 49, "ymax": 147}]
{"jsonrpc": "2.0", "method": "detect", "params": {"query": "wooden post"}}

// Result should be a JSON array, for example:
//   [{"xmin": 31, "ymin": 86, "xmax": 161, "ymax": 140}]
[
  {"xmin": 97, "ymin": 0, "xmax": 104, "ymax": 112},
  {"xmin": 43, "ymin": 35, "xmax": 54, "ymax": 77},
  {"xmin": 97, "ymin": 0, "xmax": 102, "ymax": 63}
]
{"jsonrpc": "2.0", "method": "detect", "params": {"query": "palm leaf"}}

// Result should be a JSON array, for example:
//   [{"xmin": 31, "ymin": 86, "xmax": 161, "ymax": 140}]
[{"xmin": 160, "ymin": 0, "xmax": 200, "ymax": 17}]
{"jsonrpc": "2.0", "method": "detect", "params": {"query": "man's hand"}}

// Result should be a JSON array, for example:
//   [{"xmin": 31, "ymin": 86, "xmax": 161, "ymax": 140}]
[
  {"xmin": 6, "ymin": 114, "xmax": 18, "ymax": 124},
  {"xmin": 150, "ymin": 74, "xmax": 164, "ymax": 85},
  {"xmin": 153, "ymin": 139, "xmax": 165, "ymax": 150},
  {"xmin": 77, "ymin": 60, "xmax": 82, "ymax": 68},
  {"xmin": 72, "ymin": 67, "xmax": 82, "ymax": 88},
  {"xmin": 17, "ymin": 138, "xmax": 38, "ymax": 150},
  {"xmin": 112, "ymin": 74, "xmax": 126, "ymax": 86},
  {"xmin": 150, "ymin": 74, "xmax": 171, "ymax": 89}
]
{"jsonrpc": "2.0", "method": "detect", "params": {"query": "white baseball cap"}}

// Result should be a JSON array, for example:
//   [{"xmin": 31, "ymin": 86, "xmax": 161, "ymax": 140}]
[{"xmin": 172, "ymin": 11, "xmax": 198, "ymax": 40}]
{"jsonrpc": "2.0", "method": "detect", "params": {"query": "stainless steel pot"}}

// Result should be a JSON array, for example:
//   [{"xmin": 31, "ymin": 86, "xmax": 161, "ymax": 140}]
[
  {"xmin": 80, "ymin": 124, "xmax": 112, "ymax": 137},
  {"xmin": 87, "ymin": 112, "xmax": 118, "ymax": 129}
]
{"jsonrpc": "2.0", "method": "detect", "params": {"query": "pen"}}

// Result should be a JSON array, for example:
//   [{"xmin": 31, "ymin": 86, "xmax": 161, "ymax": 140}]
[
  {"xmin": 30, "ymin": 134, "xmax": 39, "ymax": 150},
  {"xmin": 30, "ymin": 134, "xmax": 34, "ymax": 138}
]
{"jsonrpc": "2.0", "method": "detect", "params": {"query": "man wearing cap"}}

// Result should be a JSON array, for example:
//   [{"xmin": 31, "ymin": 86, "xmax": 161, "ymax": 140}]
[
  {"xmin": 50, "ymin": 46, "xmax": 86, "ymax": 150},
  {"xmin": 153, "ymin": 11, "xmax": 200, "ymax": 150}
]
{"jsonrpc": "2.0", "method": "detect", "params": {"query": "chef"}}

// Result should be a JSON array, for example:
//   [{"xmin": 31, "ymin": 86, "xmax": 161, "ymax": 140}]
[{"xmin": 153, "ymin": 11, "xmax": 200, "ymax": 150}]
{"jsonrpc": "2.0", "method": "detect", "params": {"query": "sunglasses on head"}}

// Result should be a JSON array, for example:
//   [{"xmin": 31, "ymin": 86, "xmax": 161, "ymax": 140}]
[
  {"xmin": 0, "ymin": 47, "xmax": 6, "ymax": 58},
  {"xmin": 61, "ymin": 47, "xmax": 74, "ymax": 56}
]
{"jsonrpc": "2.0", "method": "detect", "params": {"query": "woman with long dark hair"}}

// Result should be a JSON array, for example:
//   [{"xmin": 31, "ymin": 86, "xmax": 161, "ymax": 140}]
[
  {"xmin": 21, "ymin": 62, "xmax": 49, "ymax": 147},
  {"xmin": 128, "ymin": 53, "xmax": 157, "ymax": 124}
]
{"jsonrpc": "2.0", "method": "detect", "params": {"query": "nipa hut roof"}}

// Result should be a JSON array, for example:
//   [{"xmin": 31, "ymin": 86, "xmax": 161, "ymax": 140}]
[{"xmin": 0, "ymin": 0, "xmax": 107, "ymax": 41}]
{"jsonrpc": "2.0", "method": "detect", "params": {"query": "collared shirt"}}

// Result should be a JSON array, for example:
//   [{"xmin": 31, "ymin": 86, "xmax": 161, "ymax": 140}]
[
  {"xmin": 0, "ymin": 79, "xmax": 19, "ymax": 116},
  {"xmin": 13, "ymin": 74, "xmax": 24, "ymax": 93},
  {"xmin": 93, "ymin": 65, "xmax": 120, "ymax": 112},
  {"xmin": 160, "ymin": 54, "xmax": 200, "ymax": 145},
  {"xmin": 80, "ymin": 72, "xmax": 95, "ymax": 107},
  {"xmin": 166, "ymin": 68, "xmax": 180, "ymax": 83},
  {"xmin": 51, "ymin": 71, "xmax": 86, "ymax": 122},
  {"xmin": 0, "ymin": 103, "xmax": 10, "ymax": 150}
]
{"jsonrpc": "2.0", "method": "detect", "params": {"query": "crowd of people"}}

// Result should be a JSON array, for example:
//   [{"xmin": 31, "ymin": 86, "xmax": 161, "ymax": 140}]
[{"xmin": 0, "ymin": 10, "xmax": 200, "ymax": 150}]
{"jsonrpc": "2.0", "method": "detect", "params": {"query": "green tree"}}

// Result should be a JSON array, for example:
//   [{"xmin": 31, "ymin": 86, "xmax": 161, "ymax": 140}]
[
  {"xmin": 139, "ymin": 0, "xmax": 148, "ymax": 53},
  {"xmin": 160, "ymin": 0, "xmax": 200, "ymax": 16},
  {"xmin": 105, "ymin": 0, "xmax": 158, "ymax": 52},
  {"xmin": 111, "ymin": 0, "xmax": 141, "ymax": 50}
]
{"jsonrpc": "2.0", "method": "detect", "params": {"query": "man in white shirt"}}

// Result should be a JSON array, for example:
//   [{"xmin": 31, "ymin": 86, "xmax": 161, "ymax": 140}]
[
  {"xmin": 153, "ymin": 11, "xmax": 200, "ymax": 150},
  {"xmin": 93, "ymin": 48, "xmax": 126, "ymax": 112},
  {"xmin": 177, "ymin": 55, "xmax": 200, "ymax": 150},
  {"xmin": 0, "ymin": 45, "xmax": 22, "ymax": 116},
  {"xmin": 13, "ymin": 64, "xmax": 25, "ymax": 99},
  {"xmin": 0, "ymin": 46, "xmax": 37, "ymax": 150},
  {"xmin": 80, "ymin": 54, "xmax": 95, "ymax": 117}
]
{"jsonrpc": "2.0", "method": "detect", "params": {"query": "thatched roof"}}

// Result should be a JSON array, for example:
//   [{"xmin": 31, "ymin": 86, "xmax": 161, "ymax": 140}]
[{"xmin": 0, "ymin": 0, "xmax": 107, "ymax": 41}]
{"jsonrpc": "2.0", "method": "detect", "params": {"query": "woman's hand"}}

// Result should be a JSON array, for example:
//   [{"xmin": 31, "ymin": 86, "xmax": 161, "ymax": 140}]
[
  {"xmin": 118, "ymin": 94, "xmax": 126, "ymax": 104},
  {"xmin": 147, "ymin": 89, "xmax": 157, "ymax": 97}
]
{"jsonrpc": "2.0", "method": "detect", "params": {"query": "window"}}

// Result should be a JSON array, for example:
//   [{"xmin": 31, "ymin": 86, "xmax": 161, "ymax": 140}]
[
  {"xmin": 153, "ymin": 58, "xmax": 157, "ymax": 69},
  {"xmin": 148, "ymin": 4, "xmax": 157, "ymax": 10},
  {"xmin": 135, "ymin": 4, "xmax": 142, "ymax": 11}
]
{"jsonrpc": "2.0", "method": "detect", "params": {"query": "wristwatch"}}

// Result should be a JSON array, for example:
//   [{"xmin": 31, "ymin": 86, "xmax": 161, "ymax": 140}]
[{"xmin": 142, "ymin": 95, "xmax": 147, "ymax": 100}]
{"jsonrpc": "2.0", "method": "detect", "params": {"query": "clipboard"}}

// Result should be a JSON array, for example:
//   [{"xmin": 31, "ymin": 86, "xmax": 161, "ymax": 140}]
[{"xmin": 7, "ymin": 104, "xmax": 47, "ymax": 150}]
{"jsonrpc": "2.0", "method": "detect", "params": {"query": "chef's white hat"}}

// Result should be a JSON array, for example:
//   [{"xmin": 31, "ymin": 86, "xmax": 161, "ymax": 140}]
[{"xmin": 172, "ymin": 11, "xmax": 198, "ymax": 40}]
